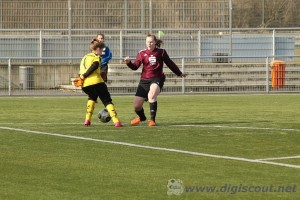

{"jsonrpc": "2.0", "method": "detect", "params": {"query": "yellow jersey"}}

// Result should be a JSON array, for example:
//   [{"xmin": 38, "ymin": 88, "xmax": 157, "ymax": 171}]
[{"xmin": 79, "ymin": 53, "xmax": 104, "ymax": 87}]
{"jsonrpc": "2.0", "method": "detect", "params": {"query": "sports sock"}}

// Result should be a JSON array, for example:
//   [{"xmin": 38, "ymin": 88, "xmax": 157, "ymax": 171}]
[
  {"xmin": 136, "ymin": 107, "xmax": 146, "ymax": 121},
  {"xmin": 86, "ymin": 100, "xmax": 95, "ymax": 121},
  {"xmin": 106, "ymin": 103, "xmax": 120, "ymax": 123},
  {"xmin": 149, "ymin": 101, "xmax": 157, "ymax": 121}
]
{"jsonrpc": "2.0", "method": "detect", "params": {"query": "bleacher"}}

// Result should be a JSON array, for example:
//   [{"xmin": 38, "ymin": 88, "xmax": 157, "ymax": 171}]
[{"xmin": 59, "ymin": 62, "xmax": 300, "ymax": 94}]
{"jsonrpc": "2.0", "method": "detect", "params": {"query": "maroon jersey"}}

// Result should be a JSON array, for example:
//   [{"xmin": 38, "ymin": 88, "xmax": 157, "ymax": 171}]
[{"xmin": 127, "ymin": 48, "xmax": 182, "ymax": 80}]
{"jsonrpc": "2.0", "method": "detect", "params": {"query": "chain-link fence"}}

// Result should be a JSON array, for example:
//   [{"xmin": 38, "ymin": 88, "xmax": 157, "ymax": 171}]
[{"xmin": 0, "ymin": 0, "xmax": 230, "ymax": 30}]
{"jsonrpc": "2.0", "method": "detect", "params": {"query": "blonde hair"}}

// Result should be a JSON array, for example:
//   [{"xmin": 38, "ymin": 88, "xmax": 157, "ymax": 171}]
[
  {"xmin": 97, "ymin": 33, "xmax": 105, "ymax": 39},
  {"xmin": 90, "ymin": 39, "xmax": 105, "ymax": 51}
]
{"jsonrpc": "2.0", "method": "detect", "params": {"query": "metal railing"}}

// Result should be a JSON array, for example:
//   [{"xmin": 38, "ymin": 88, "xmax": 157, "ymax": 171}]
[
  {"xmin": 1, "ymin": 55, "xmax": 299, "ymax": 96},
  {"xmin": 1, "ymin": 28, "xmax": 299, "ymax": 64}
]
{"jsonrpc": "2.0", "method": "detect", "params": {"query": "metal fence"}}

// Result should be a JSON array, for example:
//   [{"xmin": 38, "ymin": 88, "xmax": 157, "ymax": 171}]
[
  {"xmin": 1, "ymin": 56, "xmax": 299, "ymax": 96},
  {"xmin": 1, "ymin": 28, "xmax": 300, "ymax": 64},
  {"xmin": 1, "ymin": 0, "xmax": 300, "ymax": 95}
]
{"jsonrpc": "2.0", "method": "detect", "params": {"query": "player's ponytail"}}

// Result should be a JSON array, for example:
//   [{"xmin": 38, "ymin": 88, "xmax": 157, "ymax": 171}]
[{"xmin": 156, "ymin": 39, "xmax": 163, "ymax": 48}]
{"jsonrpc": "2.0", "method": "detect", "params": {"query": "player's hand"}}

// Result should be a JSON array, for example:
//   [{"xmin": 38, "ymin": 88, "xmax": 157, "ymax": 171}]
[
  {"xmin": 180, "ymin": 73, "xmax": 187, "ymax": 78},
  {"xmin": 73, "ymin": 76, "xmax": 84, "ymax": 87},
  {"xmin": 124, "ymin": 56, "xmax": 131, "ymax": 64}
]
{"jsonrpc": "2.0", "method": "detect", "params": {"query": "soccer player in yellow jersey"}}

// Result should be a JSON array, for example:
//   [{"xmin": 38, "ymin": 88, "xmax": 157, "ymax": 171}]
[{"xmin": 79, "ymin": 40, "xmax": 122, "ymax": 127}]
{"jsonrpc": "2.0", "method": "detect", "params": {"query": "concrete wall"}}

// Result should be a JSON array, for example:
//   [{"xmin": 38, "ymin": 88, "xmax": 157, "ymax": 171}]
[{"xmin": 1, "ymin": 63, "xmax": 300, "ymax": 94}]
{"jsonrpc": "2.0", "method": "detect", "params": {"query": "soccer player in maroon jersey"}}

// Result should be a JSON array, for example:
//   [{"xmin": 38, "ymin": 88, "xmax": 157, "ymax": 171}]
[{"xmin": 124, "ymin": 33, "xmax": 187, "ymax": 126}]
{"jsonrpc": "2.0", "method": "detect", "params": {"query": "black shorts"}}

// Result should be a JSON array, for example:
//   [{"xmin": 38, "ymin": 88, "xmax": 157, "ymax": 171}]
[
  {"xmin": 135, "ymin": 77, "xmax": 165, "ymax": 99},
  {"xmin": 100, "ymin": 64, "xmax": 108, "ymax": 82},
  {"xmin": 100, "ymin": 64, "xmax": 108, "ymax": 74},
  {"xmin": 82, "ymin": 82, "xmax": 112, "ymax": 105}
]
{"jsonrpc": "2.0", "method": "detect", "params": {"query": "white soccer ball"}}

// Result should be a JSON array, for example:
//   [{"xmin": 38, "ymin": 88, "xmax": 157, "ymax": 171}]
[{"xmin": 98, "ymin": 109, "xmax": 111, "ymax": 123}]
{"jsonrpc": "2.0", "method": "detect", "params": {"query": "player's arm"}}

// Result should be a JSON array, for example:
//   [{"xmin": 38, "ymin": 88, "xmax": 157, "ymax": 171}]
[
  {"xmin": 162, "ymin": 50, "xmax": 186, "ymax": 77},
  {"xmin": 101, "ymin": 46, "xmax": 112, "ymax": 66},
  {"xmin": 106, "ymin": 46, "xmax": 112, "ymax": 61},
  {"xmin": 81, "ymin": 61, "xmax": 100, "ymax": 79},
  {"xmin": 124, "ymin": 53, "xmax": 142, "ymax": 70}
]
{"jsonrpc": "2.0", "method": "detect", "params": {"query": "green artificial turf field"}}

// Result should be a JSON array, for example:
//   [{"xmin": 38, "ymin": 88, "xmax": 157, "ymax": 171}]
[{"xmin": 0, "ymin": 94, "xmax": 299, "ymax": 200}]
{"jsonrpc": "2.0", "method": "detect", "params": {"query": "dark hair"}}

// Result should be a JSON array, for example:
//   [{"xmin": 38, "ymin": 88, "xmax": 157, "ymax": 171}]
[
  {"xmin": 156, "ymin": 39, "xmax": 163, "ymax": 48},
  {"xmin": 90, "ymin": 38, "xmax": 98, "ymax": 44},
  {"xmin": 147, "ymin": 33, "xmax": 163, "ymax": 48}
]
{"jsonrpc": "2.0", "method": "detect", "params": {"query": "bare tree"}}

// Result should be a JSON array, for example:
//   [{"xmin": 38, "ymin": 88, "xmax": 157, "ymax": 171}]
[{"xmin": 232, "ymin": 0, "xmax": 300, "ymax": 28}]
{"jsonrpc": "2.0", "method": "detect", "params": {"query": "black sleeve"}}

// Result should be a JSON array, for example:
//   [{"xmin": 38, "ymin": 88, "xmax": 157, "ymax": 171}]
[
  {"xmin": 163, "ymin": 49, "xmax": 182, "ymax": 76},
  {"xmin": 83, "ymin": 61, "xmax": 99, "ymax": 78}
]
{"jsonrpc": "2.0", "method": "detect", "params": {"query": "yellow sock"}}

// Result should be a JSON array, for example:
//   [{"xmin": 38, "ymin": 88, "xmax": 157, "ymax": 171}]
[
  {"xmin": 106, "ymin": 103, "xmax": 120, "ymax": 123},
  {"xmin": 86, "ymin": 100, "xmax": 95, "ymax": 121}
]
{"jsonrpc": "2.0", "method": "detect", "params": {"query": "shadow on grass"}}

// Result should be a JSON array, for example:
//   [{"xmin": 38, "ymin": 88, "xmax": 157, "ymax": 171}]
[{"xmin": 157, "ymin": 120, "xmax": 272, "ymax": 126}]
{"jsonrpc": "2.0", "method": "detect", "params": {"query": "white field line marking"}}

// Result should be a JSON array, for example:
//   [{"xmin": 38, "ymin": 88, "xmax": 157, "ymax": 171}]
[
  {"xmin": 1, "ymin": 126, "xmax": 300, "ymax": 169},
  {"xmin": 172, "ymin": 124, "xmax": 300, "ymax": 132},
  {"xmin": 256, "ymin": 155, "xmax": 300, "ymax": 161},
  {"xmin": 0, "ymin": 123, "xmax": 300, "ymax": 132}
]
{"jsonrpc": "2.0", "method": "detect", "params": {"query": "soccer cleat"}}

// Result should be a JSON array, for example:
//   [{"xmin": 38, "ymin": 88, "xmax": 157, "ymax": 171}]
[
  {"xmin": 131, "ymin": 117, "xmax": 143, "ymax": 125},
  {"xmin": 148, "ymin": 120, "xmax": 156, "ymax": 126},
  {"xmin": 84, "ymin": 120, "xmax": 91, "ymax": 126},
  {"xmin": 114, "ymin": 122, "xmax": 122, "ymax": 127}
]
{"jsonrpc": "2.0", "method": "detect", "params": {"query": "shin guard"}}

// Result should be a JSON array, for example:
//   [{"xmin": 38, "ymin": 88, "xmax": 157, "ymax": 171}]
[
  {"xmin": 106, "ymin": 103, "xmax": 120, "ymax": 123},
  {"xmin": 86, "ymin": 100, "xmax": 95, "ymax": 121}
]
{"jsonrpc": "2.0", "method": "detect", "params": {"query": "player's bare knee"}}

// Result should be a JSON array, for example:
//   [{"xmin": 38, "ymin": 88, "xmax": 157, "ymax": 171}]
[
  {"xmin": 148, "ymin": 93, "xmax": 157, "ymax": 102},
  {"xmin": 148, "ymin": 97, "xmax": 156, "ymax": 103}
]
